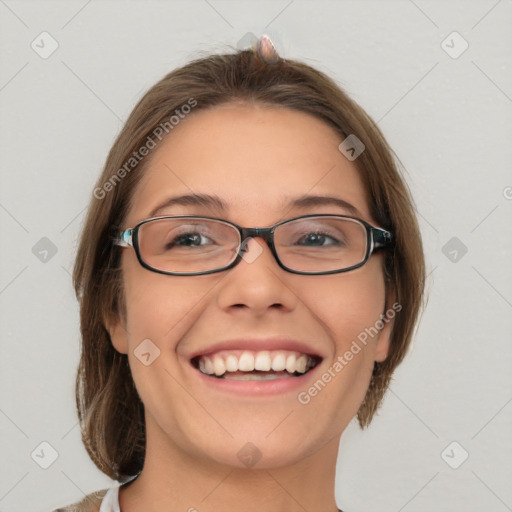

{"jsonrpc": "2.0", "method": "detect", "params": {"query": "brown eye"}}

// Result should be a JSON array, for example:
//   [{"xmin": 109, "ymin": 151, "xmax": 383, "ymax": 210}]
[{"xmin": 167, "ymin": 232, "xmax": 213, "ymax": 248}]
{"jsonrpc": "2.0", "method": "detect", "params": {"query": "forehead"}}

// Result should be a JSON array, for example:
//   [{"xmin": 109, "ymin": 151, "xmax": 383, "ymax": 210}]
[{"xmin": 127, "ymin": 104, "xmax": 372, "ymax": 225}]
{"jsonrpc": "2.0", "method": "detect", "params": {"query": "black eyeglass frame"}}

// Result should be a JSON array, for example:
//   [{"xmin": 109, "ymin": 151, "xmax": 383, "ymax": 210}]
[{"xmin": 115, "ymin": 214, "xmax": 393, "ymax": 276}]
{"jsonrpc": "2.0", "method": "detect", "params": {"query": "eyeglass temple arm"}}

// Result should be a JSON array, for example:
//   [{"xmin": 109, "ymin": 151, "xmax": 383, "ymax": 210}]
[
  {"xmin": 116, "ymin": 229, "xmax": 133, "ymax": 247},
  {"xmin": 372, "ymin": 228, "xmax": 393, "ymax": 250}
]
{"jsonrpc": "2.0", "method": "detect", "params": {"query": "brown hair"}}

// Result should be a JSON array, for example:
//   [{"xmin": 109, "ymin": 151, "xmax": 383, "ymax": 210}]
[{"xmin": 72, "ymin": 45, "xmax": 425, "ymax": 480}]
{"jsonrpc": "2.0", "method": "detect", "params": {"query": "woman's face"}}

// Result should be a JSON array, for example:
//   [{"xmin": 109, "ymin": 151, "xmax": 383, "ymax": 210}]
[{"xmin": 109, "ymin": 104, "xmax": 393, "ymax": 470}]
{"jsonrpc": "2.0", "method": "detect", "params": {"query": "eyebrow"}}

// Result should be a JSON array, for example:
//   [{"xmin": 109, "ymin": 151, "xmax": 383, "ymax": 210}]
[
  {"xmin": 148, "ymin": 193, "xmax": 361, "ymax": 218},
  {"xmin": 149, "ymin": 193, "xmax": 226, "ymax": 217}
]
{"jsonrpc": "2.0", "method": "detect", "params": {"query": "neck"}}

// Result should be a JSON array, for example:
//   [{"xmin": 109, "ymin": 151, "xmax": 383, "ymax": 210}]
[{"xmin": 119, "ymin": 415, "xmax": 341, "ymax": 512}]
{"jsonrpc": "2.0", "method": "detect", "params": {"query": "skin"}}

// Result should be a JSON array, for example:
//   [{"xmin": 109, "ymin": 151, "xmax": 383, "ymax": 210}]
[{"xmin": 107, "ymin": 103, "xmax": 394, "ymax": 512}]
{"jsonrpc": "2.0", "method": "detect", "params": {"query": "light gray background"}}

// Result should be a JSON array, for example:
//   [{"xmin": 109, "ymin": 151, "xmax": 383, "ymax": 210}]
[{"xmin": 1, "ymin": 1, "xmax": 511, "ymax": 511}]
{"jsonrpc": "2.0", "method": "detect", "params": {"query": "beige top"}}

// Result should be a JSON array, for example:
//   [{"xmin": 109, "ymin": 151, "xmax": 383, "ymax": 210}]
[
  {"xmin": 52, "ymin": 478, "xmax": 344, "ymax": 511},
  {"xmin": 52, "ymin": 477, "xmax": 132, "ymax": 512}
]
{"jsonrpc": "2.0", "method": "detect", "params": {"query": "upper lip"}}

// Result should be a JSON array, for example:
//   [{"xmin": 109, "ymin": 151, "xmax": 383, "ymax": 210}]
[{"xmin": 189, "ymin": 337, "xmax": 325, "ymax": 361}]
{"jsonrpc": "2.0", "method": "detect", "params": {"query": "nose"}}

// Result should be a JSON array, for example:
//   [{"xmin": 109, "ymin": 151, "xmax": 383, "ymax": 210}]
[{"xmin": 215, "ymin": 236, "xmax": 299, "ymax": 316}]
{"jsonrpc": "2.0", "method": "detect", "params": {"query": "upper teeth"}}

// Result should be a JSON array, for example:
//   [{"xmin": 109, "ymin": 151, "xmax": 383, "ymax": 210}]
[{"xmin": 197, "ymin": 350, "xmax": 316, "ymax": 377}]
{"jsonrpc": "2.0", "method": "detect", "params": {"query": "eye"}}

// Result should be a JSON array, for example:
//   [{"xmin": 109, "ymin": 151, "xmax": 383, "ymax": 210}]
[
  {"xmin": 296, "ymin": 232, "xmax": 340, "ymax": 246},
  {"xmin": 166, "ymin": 230, "xmax": 214, "ymax": 248}
]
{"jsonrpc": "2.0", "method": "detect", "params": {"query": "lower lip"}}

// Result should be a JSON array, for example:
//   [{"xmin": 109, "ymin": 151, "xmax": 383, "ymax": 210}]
[{"xmin": 190, "ymin": 362, "xmax": 322, "ymax": 397}]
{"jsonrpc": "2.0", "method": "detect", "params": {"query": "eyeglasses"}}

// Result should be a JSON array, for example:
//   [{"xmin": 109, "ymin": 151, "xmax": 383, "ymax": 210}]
[{"xmin": 114, "ymin": 214, "xmax": 393, "ymax": 276}]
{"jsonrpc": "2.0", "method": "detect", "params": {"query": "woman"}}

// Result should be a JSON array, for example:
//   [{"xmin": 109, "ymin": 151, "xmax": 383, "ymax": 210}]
[{"xmin": 55, "ymin": 36, "xmax": 425, "ymax": 512}]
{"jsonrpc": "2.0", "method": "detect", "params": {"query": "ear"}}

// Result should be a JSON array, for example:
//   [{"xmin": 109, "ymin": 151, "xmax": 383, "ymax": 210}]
[
  {"xmin": 105, "ymin": 311, "xmax": 129, "ymax": 355},
  {"xmin": 374, "ymin": 313, "xmax": 393, "ymax": 362},
  {"xmin": 374, "ymin": 289, "xmax": 398, "ymax": 363}
]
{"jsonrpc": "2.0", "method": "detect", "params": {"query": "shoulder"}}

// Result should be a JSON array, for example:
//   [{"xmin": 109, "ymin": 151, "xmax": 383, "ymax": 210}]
[{"xmin": 51, "ymin": 487, "xmax": 109, "ymax": 512}]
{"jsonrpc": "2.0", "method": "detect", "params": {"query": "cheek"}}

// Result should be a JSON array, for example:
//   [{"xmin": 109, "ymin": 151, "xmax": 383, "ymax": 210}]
[
  {"xmin": 300, "ymin": 262, "xmax": 386, "ymax": 355},
  {"xmin": 295, "ymin": 265, "xmax": 387, "ymax": 419},
  {"xmin": 122, "ymin": 251, "xmax": 210, "ymax": 341},
  {"xmin": 121, "ymin": 271, "xmax": 209, "ymax": 408},
  {"xmin": 272, "ymin": 275, "xmax": 384, "ymax": 439}
]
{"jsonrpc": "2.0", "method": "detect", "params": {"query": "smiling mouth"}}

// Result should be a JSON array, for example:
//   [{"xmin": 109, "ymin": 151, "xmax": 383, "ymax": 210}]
[{"xmin": 190, "ymin": 351, "xmax": 322, "ymax": 381}]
